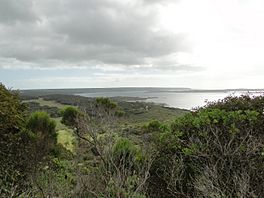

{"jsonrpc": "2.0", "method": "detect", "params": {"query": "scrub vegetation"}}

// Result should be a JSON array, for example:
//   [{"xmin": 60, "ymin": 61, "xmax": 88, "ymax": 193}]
[{"xmin": 1, "ymin": 83, "xmax": 264, "ymax": 197}]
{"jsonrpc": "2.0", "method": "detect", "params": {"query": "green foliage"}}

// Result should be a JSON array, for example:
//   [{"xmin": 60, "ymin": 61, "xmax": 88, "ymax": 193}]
[
  {"xmin": 113, "ymin": 138, "xmax": 138, "ymax": 155},
  {"xmin": 112, "ymin": 138, "xmax": 143, "ymax": 167},
  {"xmin": 106, "ymin": 175, "xmax": 146, "ymax": 198},
  {"xmin": 60, "ymin": 106, "xmax": 80, "ymax": 127},
  {"xmin": 0, "ymin": 84, "xmax": 27, "ymax": 134},
  {"xmin": 0, "ymin": 84, "xmax": 33, "ymax": 196},
  {"xmin": 142, "ymin": 120, "xmax": 169, "ymax": 134},
  {"xmin": 33, "ymin": 158, "xmax": 76, "ymax": 197},
  {"xmin": 27, "ymin": 111, "xmax": 57, "ymax": 163},
  {"xmin": 7, "ymin": 84, "xmax": 264, "ymax": 197},
  {"xmin": 103, "ymin": 138, "xmax": 148, "ymax": 197},
  {"xmin": 51, "ymin": 143, "xmax": 74, "ymax": 160},
  {"xmin": 150, "ymin": 95, "xmax": 264, "ymax": 197},
  {"xmin": 26, "ymin": 101, "xmax": 60, "ymax": 117},
  {"xmin": 205, "ymin": 94, "xmax": 264, "ymax": 113},
  {"xmin": 27, "ymin": 111, "xmax": 56, "ymax": 137},
  {"xmin": 96, "ymin": 97, "xmax": 117, "ymax": 110},
  {"xmin": 114, "ymin": 110, "xmax": 125, "ymax": 117},
  {"xmin": 143, "ymin": 120, "xmax": 161, "ymax": 132}
]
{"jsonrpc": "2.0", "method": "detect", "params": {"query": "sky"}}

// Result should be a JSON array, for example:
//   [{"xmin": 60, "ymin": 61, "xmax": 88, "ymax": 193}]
[{"xmin": 0, "ymin": 0, "xmax": 264, "ymax": 89}]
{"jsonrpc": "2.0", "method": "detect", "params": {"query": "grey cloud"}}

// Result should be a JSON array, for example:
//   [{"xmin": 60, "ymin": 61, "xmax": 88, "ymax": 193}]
[
  {"xmin": 153, "ymin": 64, "xmax": 205, "ymax": 72},
  {"xmin": 0, "ymin": 0, "xmax": 194, "ymax": 71},
  {"xmin": 0, "ymin": 0, "xmax": 37, "ymax": 24},
  {"xmin": 142, "ymin": 0, "xmax": 176, "ymax": 5}
]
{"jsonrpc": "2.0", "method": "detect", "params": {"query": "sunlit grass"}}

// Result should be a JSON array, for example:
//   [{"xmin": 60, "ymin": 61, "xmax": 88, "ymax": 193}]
[
  {"xmin": 57, "ymin": 129, "xmax": 75, "ymax": 153},
  {"xmin": 54, "ymin": 117, "xmax": 76, "ymax": 153},
  {"xmin": 24, "ymin": 98, "xmax": 71, "ymax": 109}
]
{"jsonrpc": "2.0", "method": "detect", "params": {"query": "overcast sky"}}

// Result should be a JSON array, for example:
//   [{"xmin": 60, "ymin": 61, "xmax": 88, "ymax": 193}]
[{"xmin": 0, "ymin": 0, "xmax": 264, "ymax": 89}]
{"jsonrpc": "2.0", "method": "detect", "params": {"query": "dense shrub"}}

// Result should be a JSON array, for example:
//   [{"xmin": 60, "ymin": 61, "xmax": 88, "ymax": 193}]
[
  {"xmin": 61, "ymin": 106, "xmax": 80, "ymax": 127},
  {"xmin": 27, "ymin": 111, "xmax": 56, "ymax": 136},
  {"xmin": 104, "ymin": 138, "xmax": 149, "ymax": 198},
  {"xmin": 149, "ymin": 95, "xmax": 264, "ymax": 197},
  {"xmin": 112, "ymin": 138, "xmax": 142, "ymax": 169},
  {"xmin": 0, "ymin": 84, "xmax": 33, "ymax": 196},
  {"xmin": 96, "ymin": 97, "xmax": 117, "ymax": 110},
  {"xmin": 142, "ymin": 120, "xmax": 169, "ymax": 134},
  {"xmin": 27, "ymin": 111, "xmax": 57, "ymax": 163},
  {"xmin": 32, "ymin": 158, "xmax": 76, "ymax": 197}
]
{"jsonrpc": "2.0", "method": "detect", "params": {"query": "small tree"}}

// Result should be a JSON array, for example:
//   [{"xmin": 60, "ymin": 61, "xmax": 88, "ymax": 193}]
[{"xmin": 27, "ymin": 111, "xmax": 57, "ymax": 161}]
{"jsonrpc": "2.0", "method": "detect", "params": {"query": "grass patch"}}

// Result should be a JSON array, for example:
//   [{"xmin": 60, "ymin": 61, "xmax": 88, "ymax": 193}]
[
  {"xmin": 54, "ymin": 117, "xmax": 76, "ymax": 153},
  {"xmin": 24, "ymin": 98, "xmax": 71, "ymax": 109},
  {"xmin": 57, "ymin": 130, "xmax": 75, "ymax": 153}
]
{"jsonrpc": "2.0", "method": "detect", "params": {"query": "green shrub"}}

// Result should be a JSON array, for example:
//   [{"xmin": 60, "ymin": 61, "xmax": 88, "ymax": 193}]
[
  {"xmin": 149, "ymin": 95, "xmax": 264, "ymax": 197},
  {"xmin": 0, "ymin": 84, "xmax": 33, "ymax": 196},
  {"xmin": 51, "ymin": 143, "xmax": 74, "ymax": 160},
  {"xmin": 112, "ymin": 138, "xmax": 142, "ymax": 168},
  {"xmin": 60, "ymin": 106, "xmax": 80, "ymax": 127},
  {"xmin": 142, "ymin": 120, "xmax": 169, "ymax": 134},
  {"xmin": 33, "ymin": 158, "xmax": 75, "ymax": 197},
  {"xmin": 96, "ymin": 97, "xmax": 117, "ymax": 110},
  {"xmin": 27, "ymin": 111, "xmax": 56, "ymax": 137},
  {"xmin": 27, "ymin": 111, "xmax": 57, "ymax": 162},
  {"xmin": 114, "ymin": 110, "xmax": 125, "ymax": 117}
]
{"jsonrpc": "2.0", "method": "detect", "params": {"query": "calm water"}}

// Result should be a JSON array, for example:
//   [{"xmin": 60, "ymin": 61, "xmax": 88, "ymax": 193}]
[{"xmin": 77, "ymin": 89, "xmax": 261, "ymax": 110}]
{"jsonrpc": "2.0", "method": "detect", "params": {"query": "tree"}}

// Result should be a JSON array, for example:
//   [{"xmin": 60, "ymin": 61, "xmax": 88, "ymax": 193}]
[{"xmin": 0, "ymin": 84, "xmax": 32, "ymax": 196}]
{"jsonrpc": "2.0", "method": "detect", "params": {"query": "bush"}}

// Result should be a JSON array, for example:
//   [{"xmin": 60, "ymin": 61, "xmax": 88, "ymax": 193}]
[
  {"xmin": 61, "ymin": 106, "xmax": 80, "ymax": 127},
  {"xmin": 149, "ymin": 95, "xmax": 264, "ymax": 197},
  {"xmin": 33, "ymin": 158, "xmax": 76, "ymax": 197},
  {"xmin": 27, "ymin": 111, "xmax": 56, "ymax": 136},
  {"xmin": 112, "ymin": 138, "xmax": 142, "ymax": 168},
  {"xmin": 27, "ymin": 111, "xmax": 57, "ymax": 161},
  {"xmin": 96, "ymin": 97, "xmax": 117, "ymax": 110},
  {"xmin": 142, "ymin": 120, "xmax": 169, "ymax": 134},
  {"xmin": 0, "ymin": 84, "xmax": 33, "ymax": 196}
]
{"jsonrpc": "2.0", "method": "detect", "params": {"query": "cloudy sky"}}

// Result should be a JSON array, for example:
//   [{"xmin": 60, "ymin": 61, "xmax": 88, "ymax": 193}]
[{"xmin": 0, "ymin": 0, "xmax": 264, "ymax": 89}]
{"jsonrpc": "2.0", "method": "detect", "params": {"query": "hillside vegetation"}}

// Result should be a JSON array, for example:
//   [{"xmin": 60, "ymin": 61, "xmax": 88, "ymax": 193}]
[{"xmin": 1, "ymin": 83, "xmax": 264, "ymax": 197}]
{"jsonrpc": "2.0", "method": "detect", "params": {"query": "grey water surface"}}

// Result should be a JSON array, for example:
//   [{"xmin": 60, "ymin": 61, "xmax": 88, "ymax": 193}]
[{"xmin": 76, "ymin": 88, "xmax": 262, "ymax": 110}]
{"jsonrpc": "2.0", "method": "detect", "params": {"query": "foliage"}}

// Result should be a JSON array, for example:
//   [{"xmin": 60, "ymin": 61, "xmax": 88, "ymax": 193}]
[
  {"xmin": 26, "ymin": 101, "xmax": 60, "ymax": 117},
  {"xmin": 27, "ymin": 112, "xmax": 57, "ymax": 159},
  {"xmin": 27, "ymin": 111, "xmax": 56, "ymax": 137},
  {"xmin": 114, "ymin": 110, "xmax": 125, "ymax": 117},
  {"xmin": 142, "ymin": 120, "xmax": 170, "ymax": 134},
  {"xmin": 7, "ymin": 84, "xmax": 264, "ymax": 197},
  {"xmin": 57, "ymin": 129, "xmax": 76, "ymax": 153},
  {"xmin": 61, "ymin": 106, "xmax": 80, "ymax": 127},
  {"xmin": 0, "ymin": 84, "xmax": 33, "ymax": 196},
  {"xmin": 96, "ymin": 97, "xmax": 117, "ymax": 110},
  {"xmin": 51, "ymin": 143, "xmax": 74, "ymax": 160},
  {"xmin": 32, "ymin": 158, "xmax": 76, "ymax": 197},
  {"xmin": 112, "ymin": 138, "xmax": 142, "ymax": 168},
  {"xmin": 70, "ymin": 104, "xmax": 152, "ymax": 197},
  {"xmin": 150, "ymin": 95, "xmax": 264, "ymax": 197}
]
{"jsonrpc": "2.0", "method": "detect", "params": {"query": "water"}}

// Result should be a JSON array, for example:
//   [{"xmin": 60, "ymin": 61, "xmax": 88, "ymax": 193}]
[{"xmin": 77, "ymin": 88, "xmax": 262, "ymax": 110}]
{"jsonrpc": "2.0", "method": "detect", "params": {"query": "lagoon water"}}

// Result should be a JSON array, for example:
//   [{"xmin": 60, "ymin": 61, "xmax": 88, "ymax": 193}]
[{"xmin": 77, "ymin": 88, "xmax": 261, "ymax": 110}]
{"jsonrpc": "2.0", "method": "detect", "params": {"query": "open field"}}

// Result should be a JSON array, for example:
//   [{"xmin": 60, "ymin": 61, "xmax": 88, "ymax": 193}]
[{"xmin": 24, "ymin": 98, "xmax": 71, "ymax": 109}]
